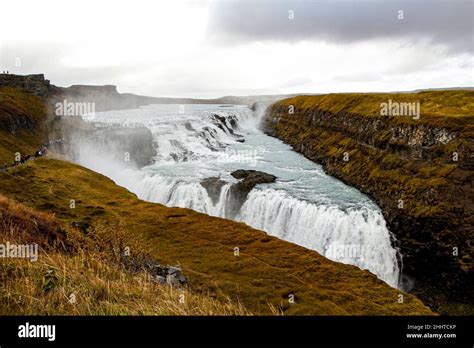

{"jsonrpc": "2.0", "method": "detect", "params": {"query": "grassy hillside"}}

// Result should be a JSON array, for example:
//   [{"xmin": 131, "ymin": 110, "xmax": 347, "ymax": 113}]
[
  {"xmin": 0, "ymin": 195, "xmax": 248, "ymax": 315},
  {"xmin": 284, "ymin": 90, "xmax": 474, "ymax": 120}
]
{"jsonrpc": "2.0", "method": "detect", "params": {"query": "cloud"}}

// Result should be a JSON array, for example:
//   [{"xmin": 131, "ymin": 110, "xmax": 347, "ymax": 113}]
[
  {"xmin": 0, "ymin": 1, "xmax": 472, "ymax": 97},
  {"xmin": 207, "ymin": 0, "xmax": 474, "ymax": 54}
]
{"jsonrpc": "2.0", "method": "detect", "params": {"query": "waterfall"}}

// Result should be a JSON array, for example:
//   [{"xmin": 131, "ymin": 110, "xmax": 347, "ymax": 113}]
[
  {"xmin": 237, "ymin": 189, "xmax": 399, "ymax": 287},
  {"xmin": 71, "ymin": 104, "xmax": 401, "ymax": 288}
]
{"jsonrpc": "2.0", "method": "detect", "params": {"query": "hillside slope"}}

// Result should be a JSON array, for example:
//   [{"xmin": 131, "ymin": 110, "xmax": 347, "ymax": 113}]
[
  {"xmin": 0, "ymin": 194, "xmax": 248, "ymax": 315},
  {"xmin": 262, "ymin": 91, "xmax": 474, "ymax": 314}
]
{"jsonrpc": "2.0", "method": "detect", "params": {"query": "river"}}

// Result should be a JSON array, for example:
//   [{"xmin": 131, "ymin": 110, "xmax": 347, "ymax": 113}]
[{"xmin": 74, "ymin": 103, "xmax": 400, "ymax": 287}]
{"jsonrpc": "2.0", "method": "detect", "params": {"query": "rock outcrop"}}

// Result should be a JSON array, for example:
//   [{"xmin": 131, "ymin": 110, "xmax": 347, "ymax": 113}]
[
  {"xmin": 0, "ymin": 96, "xmax": 37, "ymax": 133},
  {"xmin": 56, "ymin": 84, "xmax": 145, "ymax": 112},
  {"xmin": 262, "ymin": 92, "xmax": 474, "ymax": 314},
  {"xmin": 0, "ymin": 73, "xmax": 151, "ymax": 112},
  {"xmin": 0, "ymin": 73, "xmax": 60, "ymax": 98},
  {"xmin": 200, "ymin": 170, "xmax": 277, "ymax": 218},
  {"xmin": 209, "ymin": 113, "xmax": 244, "ymax": 142},
  {"xmin": 200, "ymin": 177, "xmax": 227, "ymax": 205},
  {"xmin": 228, "ymin": 170, "xmax": 276, "ymax": 217},
  {"xmin": 149, "ymin": 265, "xmax": 188, "ymax": 287}
]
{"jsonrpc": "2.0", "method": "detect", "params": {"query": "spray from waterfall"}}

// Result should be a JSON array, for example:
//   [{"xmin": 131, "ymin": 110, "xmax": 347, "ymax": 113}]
[{"xmin": 66, "ymin": 103, "xmax": 401, "ymax": 288}]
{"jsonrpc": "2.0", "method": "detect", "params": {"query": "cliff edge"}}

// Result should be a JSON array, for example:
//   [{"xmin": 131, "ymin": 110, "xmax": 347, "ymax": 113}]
[{"xmin": 262, "ymin": 91, "xmax": 474, "ymax": 314}]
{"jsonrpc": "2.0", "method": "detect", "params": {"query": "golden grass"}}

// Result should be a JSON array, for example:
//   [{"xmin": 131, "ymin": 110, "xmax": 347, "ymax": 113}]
[
  {"xmin": 0, "ymin": 195, "xmax": 250, "ymax": 315},
  {"xmin": 284, "ymin": 90, "xmax": 474, "ymax": 118}
]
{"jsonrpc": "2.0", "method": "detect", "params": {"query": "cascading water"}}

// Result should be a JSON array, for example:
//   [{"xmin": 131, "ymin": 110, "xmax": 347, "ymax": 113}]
[
  {"xmin": 238, "ymin": 189, "xmax": 399, "ymax": 285},
  {"xmin": 73, "ymin": 103, "xmax": 400, "ymax": 288}
]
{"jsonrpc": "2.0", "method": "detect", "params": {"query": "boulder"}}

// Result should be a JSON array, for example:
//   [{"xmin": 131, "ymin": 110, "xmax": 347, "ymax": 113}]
[
  {"xmin": 231, "ymin": 169, "xmax": 276, "ymax": 182},
  {"xmin": 149, "ymin": 265, "xmax": 188, "ymax": 287}
]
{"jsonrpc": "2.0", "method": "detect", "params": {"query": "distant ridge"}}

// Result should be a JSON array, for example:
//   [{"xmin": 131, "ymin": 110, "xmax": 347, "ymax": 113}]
[
  {"xmin": 408, "ymin": 86, "xmax": 474, "ymax": 93},
  {"xmin": 0, "ymin": 73, "xmax": 300, "ymax": 111},
  {"xmin": 1, "ymin": 73, "xmax": 472, "ymax": 111}
]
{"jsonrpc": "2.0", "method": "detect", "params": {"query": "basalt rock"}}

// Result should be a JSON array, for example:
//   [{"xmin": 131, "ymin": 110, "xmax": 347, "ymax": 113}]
[
  {"xmin": 123, "ymin": 256, "xmax": 188, "ymax": 287},
  {"xmin": 231, "ymin": 169, "xmax": 276, "ymax": 182}
]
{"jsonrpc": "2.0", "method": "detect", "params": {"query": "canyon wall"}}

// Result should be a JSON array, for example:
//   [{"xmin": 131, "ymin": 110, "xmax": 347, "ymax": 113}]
[{"xmin": 262, "ymin": 92, "xmax": 474, "ymax": 313}]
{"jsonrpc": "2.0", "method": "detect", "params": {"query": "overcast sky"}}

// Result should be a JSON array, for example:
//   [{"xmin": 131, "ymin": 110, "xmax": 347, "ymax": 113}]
[{"xmin": 0, "ymin": 0, "xmax": 472, "ymax": 98}]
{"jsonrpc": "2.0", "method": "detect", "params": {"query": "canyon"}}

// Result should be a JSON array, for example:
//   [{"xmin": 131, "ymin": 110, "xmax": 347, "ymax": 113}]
[{"xmin": 2, "ymin": 74, "xmax": 471, "ymax": 315}]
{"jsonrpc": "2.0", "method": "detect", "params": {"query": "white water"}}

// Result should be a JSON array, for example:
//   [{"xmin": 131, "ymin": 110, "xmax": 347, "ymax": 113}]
[{"xmin": 74, "ymin": 104, "xmax": 400, "ymax": 287}]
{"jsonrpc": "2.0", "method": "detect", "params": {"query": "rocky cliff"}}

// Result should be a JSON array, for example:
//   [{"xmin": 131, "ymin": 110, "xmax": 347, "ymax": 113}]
[
  {"xmin": 0, "ymin": 74, "xmax": 60, "ymax": 98},
  {"xmin": 57, "ymin": 84, "xmax": 146, "ymax": 112},
  {"xmin": 0, "ymin": 74, "xmax": 151, "ymax": 112},
  {"xmin": 262, "ymin": 91, "xmax": 474, "ymax": 314}
]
